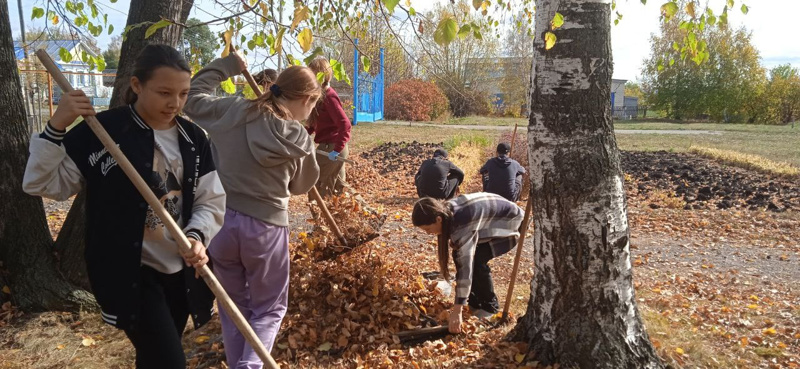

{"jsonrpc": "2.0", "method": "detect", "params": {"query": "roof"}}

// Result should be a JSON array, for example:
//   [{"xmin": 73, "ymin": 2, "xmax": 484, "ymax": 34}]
[{"xmin": 13, "ymin": 39, "xmax": 90, "ymax": 65}]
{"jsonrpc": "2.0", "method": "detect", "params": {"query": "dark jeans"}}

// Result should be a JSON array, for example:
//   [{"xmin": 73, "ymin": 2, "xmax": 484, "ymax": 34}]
[
  {"xmin": 468, "ymin": 242, "xmax": 500, "ymax": 313},
  {"xmin": 123, "ymin": 266, "xmax": 189, "ymax": 369},
  {"xmin": 444, "ymin": 177, "xmax": 461, "ymax": 199},
  {"xmin": 417, "ymin": 177, "xmax": 462, "ymax": 200}
]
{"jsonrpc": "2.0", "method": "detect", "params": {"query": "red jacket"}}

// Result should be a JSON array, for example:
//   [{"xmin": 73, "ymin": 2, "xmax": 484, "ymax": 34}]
[{"xmin": 307, "ymin": 87, "xmax": 351, "ymax": 152}]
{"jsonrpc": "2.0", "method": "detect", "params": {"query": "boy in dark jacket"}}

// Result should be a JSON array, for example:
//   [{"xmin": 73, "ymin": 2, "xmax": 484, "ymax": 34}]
[
  {"xmin": 415, "ymin": 148, "xmax": 464, "ymax": 199},
  {"xmin": 480, "ymin": 143, "xmax": 526, "ymax": 201}
]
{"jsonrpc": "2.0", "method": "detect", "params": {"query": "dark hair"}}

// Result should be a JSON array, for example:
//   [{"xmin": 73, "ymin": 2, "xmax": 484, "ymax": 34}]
[
  {"xmin": 124, "ymin": 44, "xmax": 191, "ymax": 104},
  {"xmin": 253, "ymin": 69, "xmax": 278, "ymax": 86},
  {"xmin": 412, "ymin": 198, "xmax": 454, "ymax": 281}
]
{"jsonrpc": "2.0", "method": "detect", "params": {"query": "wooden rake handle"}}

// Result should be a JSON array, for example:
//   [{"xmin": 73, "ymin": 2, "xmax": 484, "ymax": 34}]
[
  {"xmin": 35, "ymin": 50, "xmax": 280, "ymax": 369},
  {"xmin": 501, "ymin": 197, "xmax": 533, "ymax": 321},
  {"xmin": 235, "ymin": 55, "xmax": 348, "ymax": 247}
]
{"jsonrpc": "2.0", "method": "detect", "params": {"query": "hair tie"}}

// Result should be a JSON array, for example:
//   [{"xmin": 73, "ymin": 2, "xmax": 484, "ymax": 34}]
[{"xmin": 270, "ymin": 84, "xmax": 283, "ymax": 97}]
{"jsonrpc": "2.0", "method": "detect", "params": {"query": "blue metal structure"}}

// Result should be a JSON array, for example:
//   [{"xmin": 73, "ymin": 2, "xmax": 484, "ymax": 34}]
[{"xmin": 352, "ymin": 39, "xmax": 385, "ymax": 125}]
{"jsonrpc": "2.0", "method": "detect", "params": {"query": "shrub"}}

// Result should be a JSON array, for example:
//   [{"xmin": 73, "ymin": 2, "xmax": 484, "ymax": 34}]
[
  {"xmin": 384, "ymin": 79, "xmax": 450, "ymax": 121},
  {"xmin": 437, "ymin": 83, "xmax": 493, "ymax": 117}
]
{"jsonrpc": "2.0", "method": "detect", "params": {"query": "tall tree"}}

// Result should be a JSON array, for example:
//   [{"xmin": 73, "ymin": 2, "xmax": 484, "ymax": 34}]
[
  {"xmin": 763, "ymin": 64, "xmax": 800, "ymax": 124},
  {"xmin": 642, "ymin": 17, "xmax": 766, "ymax": 122},
  {"xmin": 513, "ymin": 0, "xmax": 663, "ymax": 367},
  {"xmin": 0, "ymin": 0, "xmax": 94, "ymax": 311},
  {"xmin": 102, "ymin": 35, "xmax": 122, "ymax": 69},
  {"xmin": 184, "ymin": 18, "xmax": 216, "ymax": 66},
  {"xmin": 55, "ymin": 0, "xmax": 194, "ymax": 290}
]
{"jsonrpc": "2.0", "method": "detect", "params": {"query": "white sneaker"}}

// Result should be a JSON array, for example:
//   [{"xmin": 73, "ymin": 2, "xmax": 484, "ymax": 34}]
[{"xmin": 471, "ymin": 309, "xmax": 495, "ymax": 320}]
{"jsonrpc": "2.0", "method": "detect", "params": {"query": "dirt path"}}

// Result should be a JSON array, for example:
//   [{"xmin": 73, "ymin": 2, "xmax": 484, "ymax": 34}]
[{"xmin": 378, "ymin": 121, "xmax": 723, "ymax": 135}]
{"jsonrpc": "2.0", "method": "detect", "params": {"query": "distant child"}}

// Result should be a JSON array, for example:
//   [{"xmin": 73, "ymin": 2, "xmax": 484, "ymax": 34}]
[
  {"xmin": 411, "ymin": 193, "xmax": 523, "ymax": 333},
  {"xmin": 415, "ymin": 148, "xmax": 464, "ymax": 199},
  {"xmin": 184, "ymin": 52, "xmax": 321, "ymax": 369},
  {"xmin": 306, "ymin": 57, "xmax": 352, "ymax": 197},
  {"xmin": 23, "ymin": 44, "xmax": 225, "ymax": 368},
  {"xmin": 480, "ymin": 143, "xmax": 526, "ymax": 201},
  {"xmin": 253, "ymin": 68, "xmax": 278, "ymax": 90}
]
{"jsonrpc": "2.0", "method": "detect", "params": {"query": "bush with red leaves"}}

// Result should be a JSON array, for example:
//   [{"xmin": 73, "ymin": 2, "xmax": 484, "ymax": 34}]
[{"xmin": 384, "ymin": 79, "xmax": 450, "ymax": 121}]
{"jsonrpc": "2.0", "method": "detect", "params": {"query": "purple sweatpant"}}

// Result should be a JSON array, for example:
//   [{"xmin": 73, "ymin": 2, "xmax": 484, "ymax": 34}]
[{"xmin": 208, "ymin": 208, "xmax": 289, "ymax": 369}]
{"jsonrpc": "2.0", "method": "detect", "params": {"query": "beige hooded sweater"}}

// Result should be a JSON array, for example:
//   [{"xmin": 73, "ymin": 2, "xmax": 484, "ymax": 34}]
[{"xmin": 184, "ymin": 56, "xmax": 319, "ymax": 227}]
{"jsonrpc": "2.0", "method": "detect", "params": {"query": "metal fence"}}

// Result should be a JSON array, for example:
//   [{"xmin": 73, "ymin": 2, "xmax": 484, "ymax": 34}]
[
  {"xmin": 612, "ymin": 106, "xmax": 649, "ymax": 120},
  {"xmin": 19, "ymin": 70, "xmax": 116, "ymax": 134}
]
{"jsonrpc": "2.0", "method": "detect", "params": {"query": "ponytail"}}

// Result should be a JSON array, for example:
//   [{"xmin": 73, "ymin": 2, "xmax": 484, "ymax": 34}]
[{"xmin": 251, "ymin": 65, "xmax": 321, "ymax": 120}]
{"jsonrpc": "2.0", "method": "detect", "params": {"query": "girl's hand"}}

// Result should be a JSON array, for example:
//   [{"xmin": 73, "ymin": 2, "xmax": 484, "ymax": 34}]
[
  {"xmin": 184, "ymin": 238, "xmax": 209, "ymax": 278},
  {"xmin": 51, "ymin": 90, "xmax": 95, "ymax": 130},
  {"xmin": 448, "ymin": 305, "xmax": 463, "ymax": 334},
  {"xmin": 232, "ymin": 51, "xmax": 247, "ymax": 72}
]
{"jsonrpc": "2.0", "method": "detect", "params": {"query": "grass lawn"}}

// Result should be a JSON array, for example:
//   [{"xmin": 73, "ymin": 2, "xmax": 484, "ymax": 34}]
[{"xmin": 360, "ymin": 119, "xmax": 800, "ymax": 168}]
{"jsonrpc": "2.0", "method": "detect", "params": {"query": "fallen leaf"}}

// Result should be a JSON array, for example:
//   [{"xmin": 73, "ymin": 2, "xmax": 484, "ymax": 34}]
[
  {"xmin": 515, "ymin": 353, "xmax": 525, "ymax": 363},
  {"xmin": 194, "ymin": 335, "xmax": 210, "ymax": 344},
  {"xmin": 81, "ymin": 336, "xmax": 96, "ymax": 347},
  {"xmin": 740, "ymin": 337, "xmax": 748, "ymax": 346},
  {"xmin": 317, "ymin": 342, "xmax": 332, "ymax": 351},
  {"xmin": 1, "ymin": 286, "xmax": 9, "ymax": 294},
  {"xmin": 675, "ymin": 347, "xmax": 685, "ymax": 355},
  {"xmin": 748, "ymin": 295, "xmax": 759, "ymax": 301},
  {"xmin": 747, "ymin": 304, "xmax": 758, "ymax": 310},
  {"xmin": 763, "ymin": 328, "xmax": 777, "ymax": 336},
  {"xmin": 56, "ymin": 344, "xmax": 65, "ymax": 350}
]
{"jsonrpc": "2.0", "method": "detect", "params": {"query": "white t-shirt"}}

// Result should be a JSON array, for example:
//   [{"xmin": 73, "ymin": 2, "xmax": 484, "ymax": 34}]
[{"xmin": 142, "ymin": 125, "xmax": 185, "ymax": 274}]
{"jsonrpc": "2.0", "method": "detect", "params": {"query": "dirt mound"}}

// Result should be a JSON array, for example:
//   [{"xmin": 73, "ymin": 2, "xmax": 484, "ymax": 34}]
[
  {"xmin": 359, "ymin": 142, "xmax": 444, "ymax": 176},
  {"xmin": 621, "ymin": 151, "xmax": 800, "ymax": 212}
]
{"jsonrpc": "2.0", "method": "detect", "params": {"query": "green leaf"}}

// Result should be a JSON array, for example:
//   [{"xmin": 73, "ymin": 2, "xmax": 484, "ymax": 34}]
[
  {"xmin": 297, "ymin": 28, "xmax": 313, "ymax": 53},
  {"xmin": 315, "ymin": 72, "xmax": 325, "ymax": 84},
  {"xmin": 361, "ymin": 56, "xmax": 370, "ymax": 73},
  {"xmin": 544, "ymin": 32, "xmax": 557, "ymax": 50},
  {"xmin": 66, "ymin": 2, "xmax": 76, "ymax": 14},
  {"xmin": 661, "ymin": 2, "xmax": 679, "ymax": 21},
  {"xmin": 473, "ymin": 29, "xmax": 483, "ymax": 40},
  {"xmin": 108, "ymin": 24, "xmax": 114, "ymax": 35},
  {"xmin": 551, "ymin": 12, "xmax": 564, "ymax": 30},
  {"xmin": 727, "ymin": 0, "xmax": 734, "ymax": 8},
  {"xmin": 330, "ymin": 58, "xmax": 351, "ymax": 85},
  {"xmin": 95, "ymin": 56, "xmax": 106, "ymax": 72},
  {"xmin": 243, "ymin": 83, "xmax": 257, "ymax": 99},
  {"xmin": 383, "ymin": 0, "xmax": 400, "ymax": 13},
  {"xmin": 740, "ymin": 4, "xmax": 748, "ymax": 14},
  {"xmin": 669, "ymin": 58, "xmax": 675, "ymax": 66},
  {"xmin": 220, "ymin": 78, "xmax": 236, "ymax": 94},
  {"xmin": 657, "ymin": 59, "xmax": 664, "ymax": 71},
  {"xmin": 457, "ymin": 24, "xmax": 471, "ymax": 39},
  {"xmin": 433, "ymin": 18, "xmax": 458, "ymax": 46},
  {"xmin": 31, "ymin": 7, "xmax": 45, "ymax": 20},
  {"xmin": 409, "ymin": 7, "xmax": 416, "ymax": 16},
  {"xmin": 641, "ymin": 0, "xmax": 647, "ymax": 4},
  {"xmin": 145, "ymin": 19, "xmax": 172, "ymax": 39},
  {"xmin": 59, "ymin": 47, "xmax": 72, "ymax": 63},
  {"xmin": 302, "ymin": 47, "xmax": 324, "ymax": 66}
]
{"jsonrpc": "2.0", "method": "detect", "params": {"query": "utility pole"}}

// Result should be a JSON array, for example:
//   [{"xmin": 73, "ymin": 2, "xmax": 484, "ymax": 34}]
[
  {"xmin": 277, "ymin": 0, "xmax": 283, "ymax": 71},
  {"xmin": 17, "ymin": 0, "xmax": 36, "ymax": 133}
]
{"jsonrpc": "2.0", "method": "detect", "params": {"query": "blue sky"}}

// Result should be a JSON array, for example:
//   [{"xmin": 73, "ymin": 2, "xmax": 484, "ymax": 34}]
[{"xmin": 11, "ymin": 0, "xmax": 800, "ymax": 81}]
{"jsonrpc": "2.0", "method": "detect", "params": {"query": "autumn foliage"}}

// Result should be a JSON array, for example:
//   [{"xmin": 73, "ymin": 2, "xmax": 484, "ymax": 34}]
[{"xmin": 385, "ymin": 79, "xmax": 449, "ymax": 121}]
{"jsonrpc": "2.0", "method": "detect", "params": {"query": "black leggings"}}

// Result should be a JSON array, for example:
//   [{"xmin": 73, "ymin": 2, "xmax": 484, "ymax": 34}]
[
  {"xmin": 123, "ymin": 266, "xmax": 189, "ymax": 369},
  {"xmin": 469, "ymin": 242, "xmax": 500, "ymax": 313}
]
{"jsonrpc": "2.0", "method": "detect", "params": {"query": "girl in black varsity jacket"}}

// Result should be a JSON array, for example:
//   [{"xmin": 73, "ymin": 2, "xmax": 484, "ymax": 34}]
[{"xmin": 22, "ymin": 45, "xmax": 226, "ymax": 369}]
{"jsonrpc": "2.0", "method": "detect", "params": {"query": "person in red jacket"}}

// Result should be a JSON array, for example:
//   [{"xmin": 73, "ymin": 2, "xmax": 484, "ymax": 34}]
[{"xmin": 306, "ymin": 57, "xmax": 352, "ymax": 197}]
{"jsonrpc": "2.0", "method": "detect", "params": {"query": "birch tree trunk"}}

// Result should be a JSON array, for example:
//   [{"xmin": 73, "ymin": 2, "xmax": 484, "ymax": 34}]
[{"xmin": 513, "ymin": 0, "xmax": 663, "ymax": 367}]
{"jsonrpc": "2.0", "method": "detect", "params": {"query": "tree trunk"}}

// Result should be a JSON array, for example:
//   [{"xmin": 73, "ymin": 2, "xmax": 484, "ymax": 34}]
[
  {"xmin": 513, "ymin": 1, "xmax": 663, "ymax": 368},
  {"xmin": 0, "ymin": 0, "xmax": 94, "ymax": 311},
  {"xmin": 55, "ymin": 0, "xmax": 194, "ymax": 289}
]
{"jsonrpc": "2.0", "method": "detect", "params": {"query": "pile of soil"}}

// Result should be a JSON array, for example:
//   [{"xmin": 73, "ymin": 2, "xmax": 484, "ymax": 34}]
[
  {"xmin": 621, "ymin": 151, "xmax": 799, "ymax": 212},
  {"xmin": 359, "ymin": 142, "xmax": 444, "ymax": 175}
]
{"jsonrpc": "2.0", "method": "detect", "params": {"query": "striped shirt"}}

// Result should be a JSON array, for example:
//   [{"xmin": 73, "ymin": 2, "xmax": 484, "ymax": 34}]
[{"xmin": 449, "ymin": 193, "xmax": 524, "ymax": 305}]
